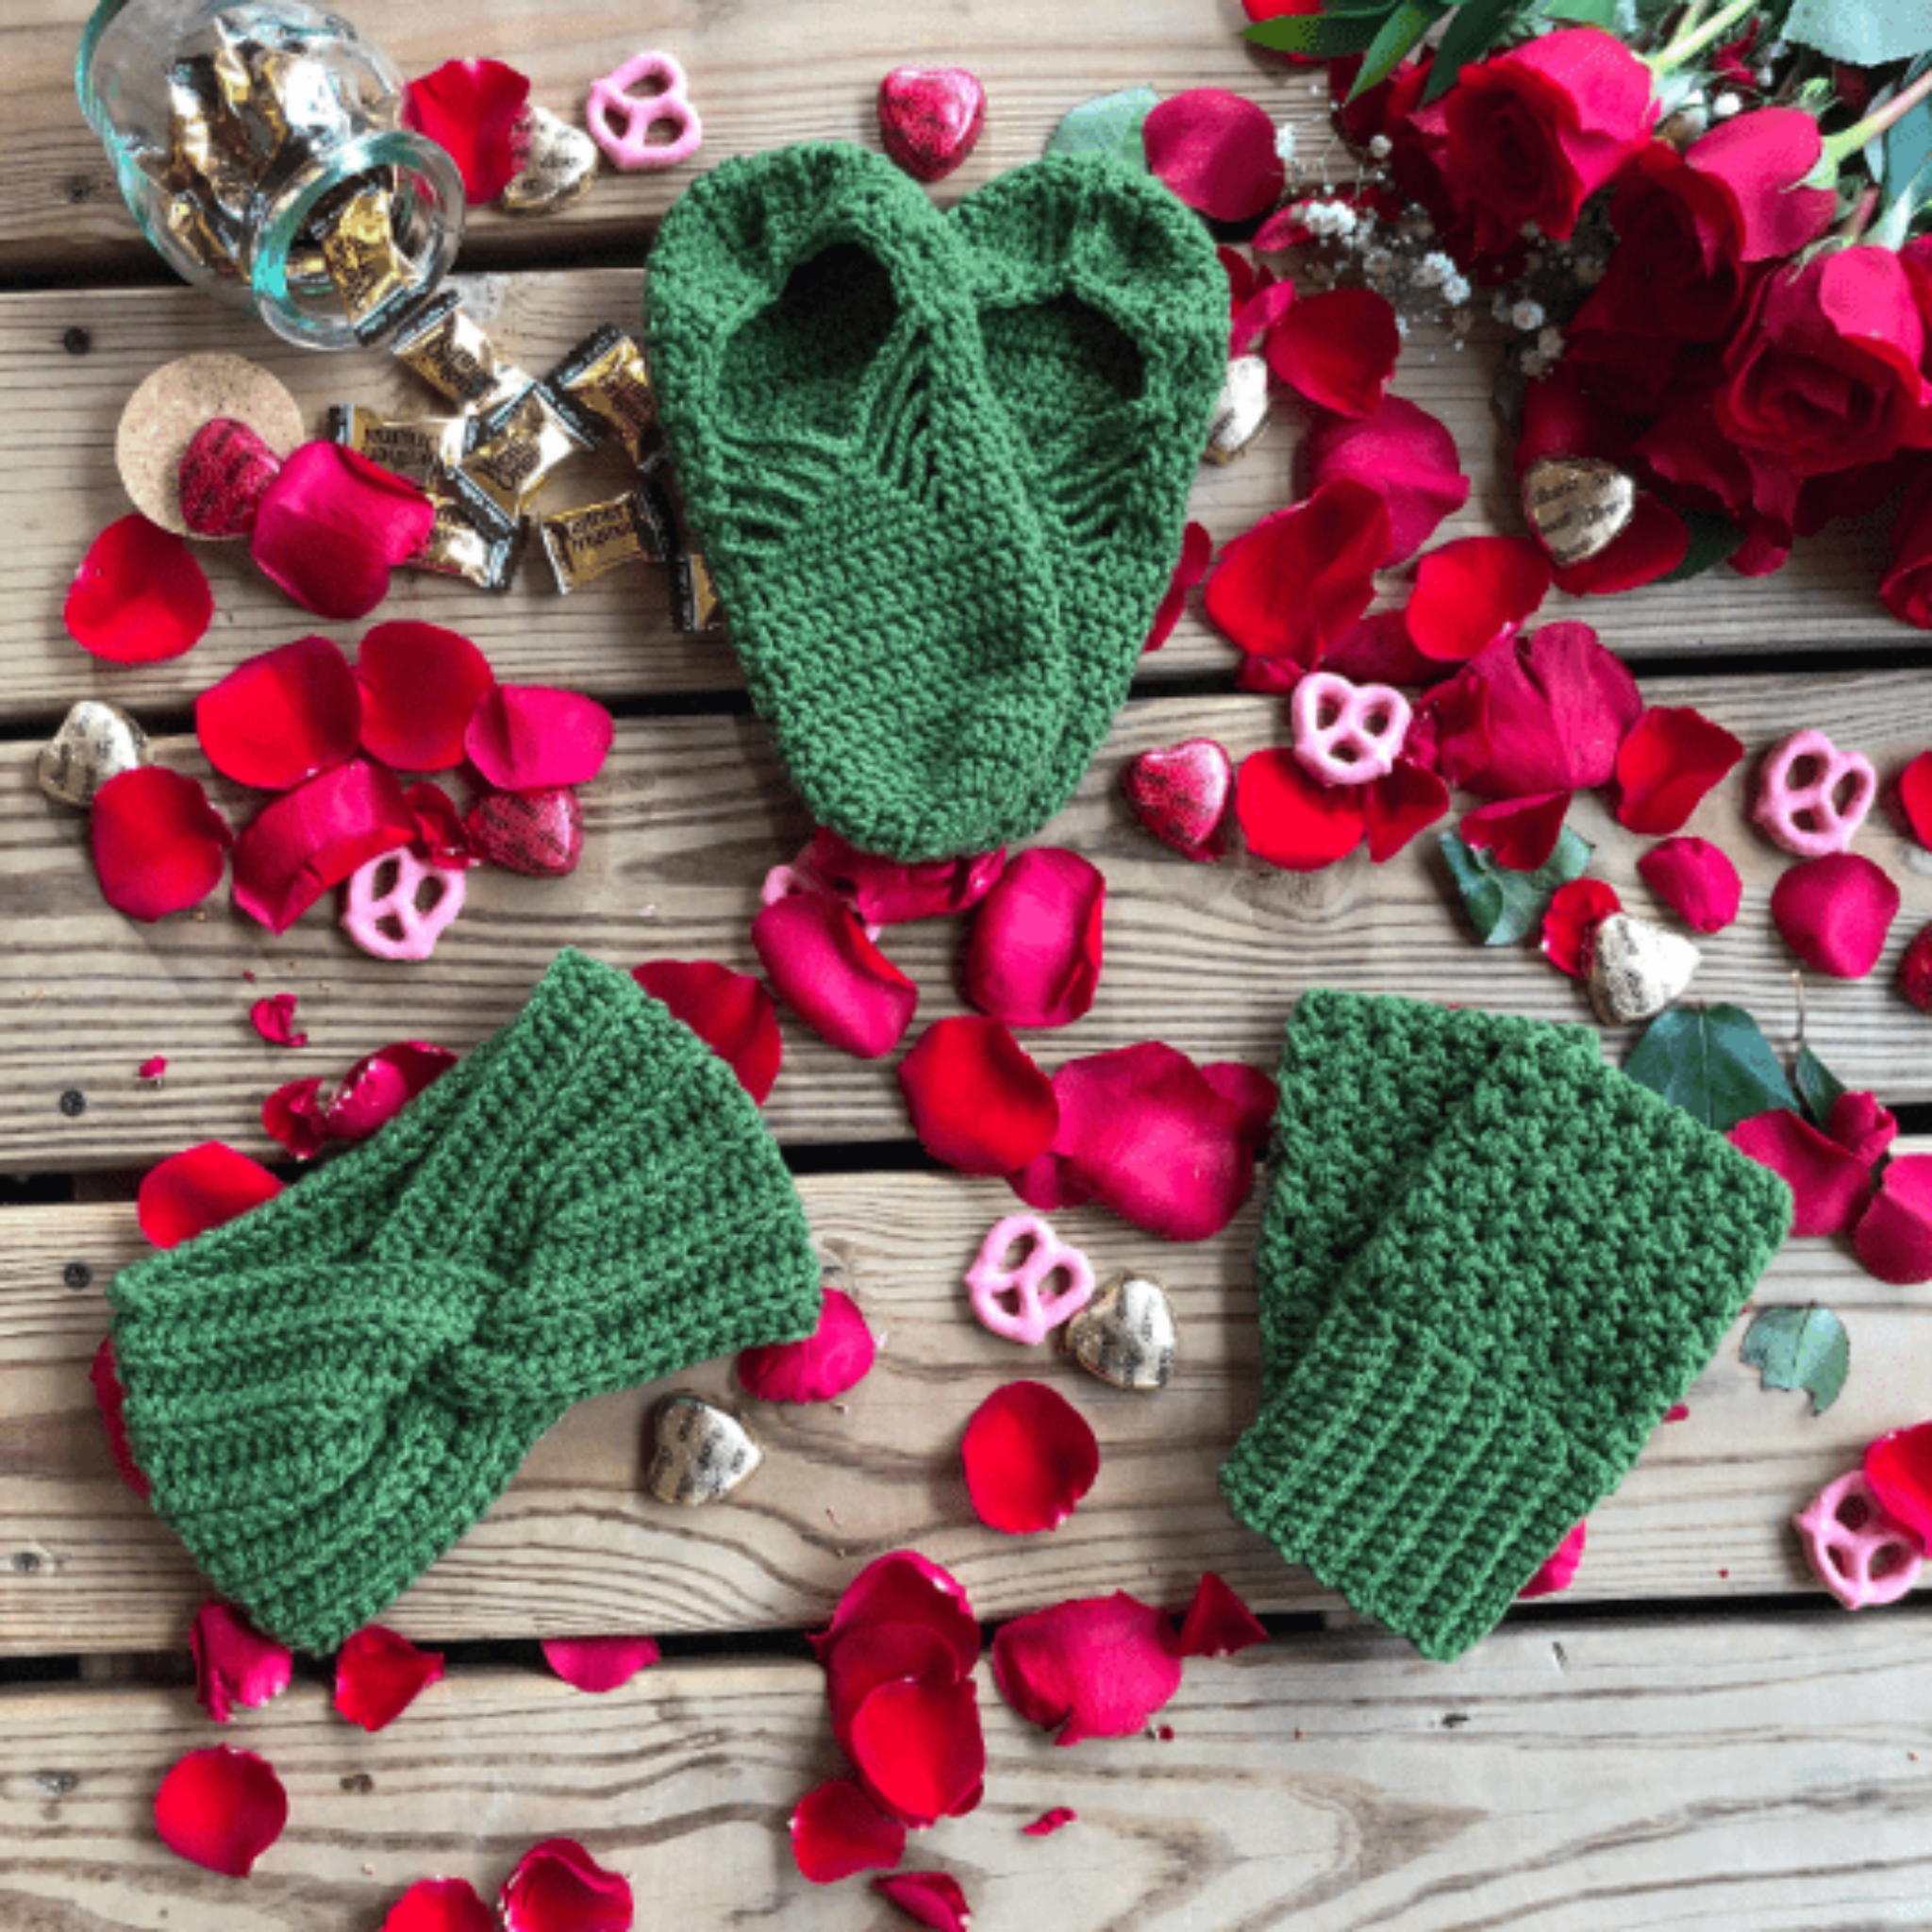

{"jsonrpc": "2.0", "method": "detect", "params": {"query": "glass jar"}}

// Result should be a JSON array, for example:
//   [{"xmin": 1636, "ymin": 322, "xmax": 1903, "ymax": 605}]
[{"xmin": 76, "ymin": 0, "xmax": 466, "ymax": 349}]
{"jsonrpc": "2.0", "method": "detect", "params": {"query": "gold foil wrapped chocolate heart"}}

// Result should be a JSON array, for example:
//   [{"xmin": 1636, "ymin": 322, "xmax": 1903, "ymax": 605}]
[
  {"xmin": 1204, "ymin": 355, "xmax": 1270, "ymax": 467},
  {"xmin": 1588, "ymin": 912, "xmax": 1700, "ymax": 1025},
  {"xmin": 37, "ymin": 700, "xmax": 152, "ymax": 808},
  {"xmin": 645, "ymin": 1394, "xmax": 762, "ymax": 1505},
  {"xmin": 1063, "ymin": 1272, "xmax": 1176, "ymax": 1391},
  {"xmin": 1522, "ymin": 457, "xmax": 1636, "ymax": 566},
  {"xmin": 503, "ymin": 105, "xmax": 599, "ymax": 215}
]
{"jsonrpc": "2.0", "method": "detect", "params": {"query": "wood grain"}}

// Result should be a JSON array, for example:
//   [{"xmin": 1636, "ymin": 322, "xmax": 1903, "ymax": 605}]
[
  {"xmin": 1, "ymin": 1175, "xmax": 1921, "ymax": 1654},
  {"xmin": 0, "ymin": 264, "xmax": 1910, "ymax": 735},
  {"xmin": 7, "ymin": 674, "xmax": 1932, "ymax": 1172},
  {"xmin": 6, "ymin": 1614, "xmax": 1932, "ymax": 1929}
]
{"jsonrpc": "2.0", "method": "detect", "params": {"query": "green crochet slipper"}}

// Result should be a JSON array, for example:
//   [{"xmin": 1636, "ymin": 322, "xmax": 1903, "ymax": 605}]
[{"xmin": 645, "ymin": 143, "xmax": 1224, "ymax": 859}]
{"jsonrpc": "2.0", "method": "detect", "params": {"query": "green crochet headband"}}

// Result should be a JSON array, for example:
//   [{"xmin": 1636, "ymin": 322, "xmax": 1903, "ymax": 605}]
[
  {"xmin": 645, "ymin": 142, "xmax": 1225, "ymax": 860},
  {"xmin": 1221, "ymin": 991, "xmax": 1792, "ymax": 1661},
  {"xmin": 108, "ymin": 950, "xmax": 822, "ymax": 1653}
]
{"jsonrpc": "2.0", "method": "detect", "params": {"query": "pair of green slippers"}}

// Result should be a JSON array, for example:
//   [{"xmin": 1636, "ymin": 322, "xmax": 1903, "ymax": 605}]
[{"xmin": 645, "ymin": 143, "xmax": 1227, "ymax": 861}]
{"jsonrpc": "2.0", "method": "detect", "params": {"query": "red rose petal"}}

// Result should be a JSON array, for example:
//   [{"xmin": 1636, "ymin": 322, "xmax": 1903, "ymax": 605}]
[
  {"xmin": 91, "ymin": 766, "xmax": 231, "ymax": 923},
  {"xmin": 1306, "ymin": 395, "xmax": 1470, "ymax": 566},
  {"xmin": 961, "ymin": 849, "xmax": 1105, "ymax": 1030},
  {"xmin": 1728, "ymin": 1109, "xmax": 1874, "ymax": 1238},
  {"xmin": 1174, "ymin": 1573, "xmax": 1268, "ymax": 1658},
  {"xmin": 251, "ymin": 443, "xmax": 435, "ymax": 622},
  {"xmin": 1460, "ymin": 791, "xmax": 1572, "ymax": 873},
  {"xmin": 1770, "ymin": 853, "xmax": 1900, "ymax": 979},
  {"xmin": 465, "ymin": 685, "xmax": 614, "ymax": 791},
  {"xmin": 632, "ymin": 960, "xmax": 782, "ymax": 1103},
  {"xmin": 1865, "ymin": 1420, "xmax": 1932, "ymax": 1542},
  {"xmin": 737, "ymin": 1286, "xmax": 875, "ymax": 1404},
  {"xmin": 91, "ymin": 1336, "xmax": 150, "ymax": 1497},
  {"xmin": 192, "ymin": 1601, "xmax": 293, "ymax": 1725},
  {"xmin": 1407, "ymin": 536, "xmax": 1551, "ymax": 664},
  {"xmin": 808, "ymin": 1552, "xmax": 979, "ymax": 1678},
  {"xmin": 262, "ymin": 1079, "xmax": 328, "ymax": 1159},
  {"xmin": 138, "ymin": 1142, "xmax": 281, "ymax": 1248},
  {"xmin": 1323, "ymin": 609, "xmax": 1445, "ymax": 689},
  {"xmin": 1146, "ymin": 521, "xmax": 1213, "ymax": 653},
  {"xmin": 961, "ymin": 1380, "xmax": 1100, "ymax": 1536},
  {"xmin": 1552, "ymin": 493, "xmax": 1690, "ymax": 596},
  {"xmin": 154, "ymin": 1746, "xmax": 287, "ymax": 1876},
  {"xmin": 403, "ymin": 58, "xmax": 533, "ymax": 203},
  {"xmin": 1230, "ymin": 275, "xmax": 1297, "ymax": 354},
  {"xmin": 991, "ymin": 1591, "xmax": 1183, "ymax": 1746},
  {"xmin": 1205, "ymin": 481, "xmax": 1390, "ymax": 667},
  {"xmin": 65, "ymin": 514, "xmax": 213, "ymax": 663},
  {"xmin": 791, "ymin": 1778, "xmax": 908, "ymax": 1884},
  {"xmin": 1142, "ymin": 89, "xmax": 1285, "ymax": 222},
  {"xmin": 539, "ymin": 1636, "xmax": 661, "ymax": 1693},
  {"xmin": 1199, "ymin": 1060, "xmax": 1279, "ymax": 1158},
  {"xmin": 138, "ymin": 1056, "xmax": 169, "ymax": 1081},
  {"xmin": 849, "ymin": 1674, "xmax": 986, "ymax": 1827},
  {"xmin": 1264, "ymin": 287, "xmax": 1401, "ymax": 420},
  {"xmin": 801, "ymin": 829, "xmax": 1006, "ymax": 924},
  {"xmin": 333, "ymin": 1625, "xmax": 446, "ymax": 1732},
  {"xmin": 1892, "ymin": 751, "xmax": 1932, "ymax": 850},
  {"xmin": 1541, "ymin": 877, "xmax": 1623, "ymax": 979},
  {"xmin": 1901, "ymin": 924, "xmax": 1932, "ymax": 1012},
  {"xmin": 752, "ymin": 892, "xmax": 919, "ymax": 1059},
  {"xmin": 406, "ymin": 781, "xmax": 475, "ymax": 869},
  {"xmin": 499, "ymin": 1838, "xmax": 634, "ymax": 1932},
  {"xmin": 1637, "ymin": 836, "xmax": 1742, "ymax": 933},
  {"xmin": 381, "ymin": 1878, "xmax": 496, "ymax": 1932},
  {"xmin": 897, "ymin": 1017, "xmax": 1058, "ymax": 1175},
  {"xmin": 1855, "ymin": 1155, "xmax": 1932, "ymax": 1286},
  {"xmin": 249, "ymin": 993, "xmax": 307, "ymax": 1049},
  {"xmin": 327, "ymin": 1042, "xmax": 457, "ymax": 1141},
  {"xmin": 1828, "ymin": 1091, "xmax": 1898, "ymax": 1168},
  {"xmin": 196, "ymin": 636, "xmax": 361, "ymax": 791},
  {"xmin": 1518, "ymin": 1520, "xmax": 1587, "ymax": 1599},
  {"xmin": 1362, "ymin": 758, "xmax": 1451, "ymax": 863},
  {"xmin": 825, "ymin": 1622, "xmax": 963, "ymax": 1761},
  {"xmin": 232, "ymin": 759, "xmax": 419, "ymax": 934},
  {"xmin": 1023, "ymin": 1807, "xmax": 1077, "ymax": 1837},
  {"xmin": 873, "ymin": 1871, "xmax": 972, "ymax": 1932},
  {"xmin": 1613, "ymin": 706, "xmax": 1745, "ymax": 836},
  {"xmin": 358, "ymin": 621, "xmax": 497, "ymax": 772},
  {"xmin": 1236, "ymin": 749, "xmax": 1366, "ymax": 871}
]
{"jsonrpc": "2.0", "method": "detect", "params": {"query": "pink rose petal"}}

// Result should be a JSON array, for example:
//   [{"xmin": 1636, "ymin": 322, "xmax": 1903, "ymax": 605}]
[
  {"xmin": 801, "ymin": 828, "xmax": 1006, "ymax": 924},
  {"xmin": 1865, "ymin": 1420, "xmax": 1932, "ymax": 1544},
  {"xmin": 197, "ymin": 635, "xmax": 361, "ymax": 791},
  {"xmin": 1407, "ymin": 535, "xmax": 1551, "ymax": 664},
  {"xmin": 1518, "ymin": 1520, "xmax": 1587, "ymax": 1598},
  {"xmin": 499, "ymin": 1838, "xmax": 634, "ymax": 1932},
  {"xmin": 737, "ymin": 1286, "xmax": 875, "ymax": 1404},
  {"xmin": 1827, "ymin": 1091, "xmax": 1897, "ymax": 1168},
  {"xmin": 91, "ymin": 1336, "xmax": 150, "ymax": 1497},
  {"xmin": 65, "ymin": 514, "xmax": 213, "ymax": 663},
  {"xmin": 752, "ymin": 892, "xmax": 919, "ymax": 1058},
  {"xmin": 1770, "ymin": 853, "xmax": 1900, "ymax": 979},
  {"xmin": 249, "ymin": 993, "xmax": 307, "ymax": 1049},
  {"xmin": 540, "ymin": 1636, "xmax": 661, "ymax": 1693},
  {"xmin": 403, "ymin": 58, "xmax": 533, "ymax": 202},
  {"xmin": 1142, "ymin": 89, "xmax": 1285, "ymax": 221},
  {"xmin": 1901, "ymin": 924, "xmax": 1932, "ymax": 1011},
  {"xmin": 1613, "ymin": 706, "xmax": 1745, "ymax": 836},
  {"xmin": 138, "ymin": 1055, "xmax": 169, "ymax": 1081},
  {"xmin": 1174, "ymin": 1573, "xmax": 1268, "ymax": 1658},
  {"xmin": 1855, "ymin": 1154, "xmax": 1932, "ymax": 1286},
  {"xmin": 632, "ymin": 960, "xmax": 782, "ymax": 1104},
  {"xmin": 808, "ymin": 1552, "xmax": 978, "ymax": 1679},
  {"xmin": 465, "ymin": 685, "xmax": 614, "ymax": 791},
  {"xmin": 961, "ymin": 848, "xmax": 1106, "ymax": 1030},
  {"xmin": 1728, "ymin": 1109, "xmax": 1873, "ymax": 1238},
  {"xmin": 1637, "ymin": 836, "xmax": 1742, "ymax": 933},
  {"xmin": 1023, "ymin": 1807, "xmax": 1077, "ymax": 1837},
  {"xmin": 381, "ymin": 1878, "xmax": 496, "ymax": 1932},
  {"xmin": 961, "ymin": 1380, "xmax": 1100, "ymax": 1535},
  {"xmin": 791, "ymin": 1777, "xmax": 908, "ymax": 1884},
  {"xmin": 138, "ymin": 1142, "xmax": 281, "ymax": 1248},
  {"xmin": 898, "ymin": 1016, "xmax": 1058, "ymax": 1176},
  {"xmin": 849, "ymin": 1674, "xmax": 986, "ymax": 1827},
  {"xmin": 251, "ymin": 443, "xmax": 435, "ymax": 622},
  {"xmin": 91, "ymin": 766, "xmax": 231, "ymax": 923},
  {"xmin": 991, "ymin": 1591, "xmax": 1183, "ymax": 1746},
  {"xmin": 192, "ymin": 1601, "xmax": 293, "ymax": 1724},
  {"xmin": 1264, "ymin": 287, "xmax": 1401, "ymax": 419},
  {"xmin": 232, "ymin": 758, "xmax": 419, "ymax": 934},
  {"xmin": 873, "ymin": 1871, "xmax": 973, "ymax": 1932},
  {"xmin": 154, "ymin": 1745, "xmax": 288, "ymax": 1876},
  {"xmin": 333, "ymin": 1625, "xmax": 446, "ymax": 1732},
  {"xmin": 358, "ymin": 621, "xmax": 498, "ymax": 772},
  {"xmin": 1306, "ymin": 395, "xmax": 1470, "ymax": 566}
]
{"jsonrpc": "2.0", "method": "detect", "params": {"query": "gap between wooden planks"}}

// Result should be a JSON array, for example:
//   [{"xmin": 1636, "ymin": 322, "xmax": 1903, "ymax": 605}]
[
  {"xmin": 1, "ymin": 1176, "xmax": 1919, "ymax": 1654},
  {"xmin": 0, "ymin": 264, "xmax": 1907, "ymax": 734},
  {"xmin": 7, "ymin": 675, "xmax": 1932, "ymax": 1171},
  {"xmin": 4, "ymin": 1613, "xmax": 1931, "ymax": 1930}
]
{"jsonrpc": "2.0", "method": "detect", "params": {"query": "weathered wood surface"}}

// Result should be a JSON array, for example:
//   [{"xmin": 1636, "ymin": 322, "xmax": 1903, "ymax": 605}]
[
  {"xmin": 6, "ymin": 1613, "xmax": 1932, "ymax": 1930},
  {"xmin": 2, "ymin": 1179, "xmax": 1918, "ymax": 1655},
  {"xmin": 7, "ymin": 674, "xmax": 1932, "ymax": 1172}
]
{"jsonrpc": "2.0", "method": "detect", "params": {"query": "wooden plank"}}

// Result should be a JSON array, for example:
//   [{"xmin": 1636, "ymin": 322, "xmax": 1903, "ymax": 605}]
[
  {"xmin": 6, "ymin": 1614, "xmax": 1932, "ymax": 1929},
  {"xmin": 0, "ymin": 264, "xmax": 1909, "ymax": 733},
  {"xmin": 0, "ymin": 1179, "xmax": 1918, "ymax": 1653},
  {"xmin": 7, "ymin": 673, "xmax": 1932, "ymax": 1172}
]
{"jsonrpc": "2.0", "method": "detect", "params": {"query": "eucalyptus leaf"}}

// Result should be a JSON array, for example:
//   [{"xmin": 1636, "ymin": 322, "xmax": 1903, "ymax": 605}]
[
  {"xmin": 1794, "ymin": 1043, "xmax": 1848, "ymax": 1128},
  {"xmin": 1045, "ymin": 88, "xmax": 1159, "ymax": 167},
  {"xmin": 1740, "ymin": 1304, "xmax": 1851, "ymax": 1416},
  {"xmin": 1658, "ymin": 508, "xmax": 1745, "ymax": 583},
  {"xmin": 1783, "ymin": 0, "xmax": 1932, "ymax": 67},
  {"xmin": 1242, "ymin": 9, "xmax": 1395, "ymax": 56},
  {"xmin": 1623, "ymin": 1004, "xmax": 1799, "ymax": 1133},
  {"xmin": 1349, "ymin": 0, "xmax": 1448, "ymax": 96},
  {"xmin": 1439, "ymin": 824, "xmax": 1591, "ymax": 946},
  {"xmin": 1424, "ymin": 0, "xmax": 1528, "ymax": 101}
]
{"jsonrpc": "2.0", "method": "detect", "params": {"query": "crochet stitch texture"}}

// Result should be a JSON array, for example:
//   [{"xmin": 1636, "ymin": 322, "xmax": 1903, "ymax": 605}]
[
  {"xmin": 108, "ymin": 949, "xmax": 822, "ymax": 1654},
  {"xmin": 645, "ymin": 143, "xmax": 1224, "ymax": 859},
  {"xmin": 1220, "ymin": 990, "xmax": 1791, "ymax": 1661}
]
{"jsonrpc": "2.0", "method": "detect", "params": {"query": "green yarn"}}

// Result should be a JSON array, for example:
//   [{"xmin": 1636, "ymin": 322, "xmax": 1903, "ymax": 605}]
[
  {"xmin": 645, "ymin": 143, "xmax": 1224, "ymax": 860},
  {"xmin": 1220, "ymin": 991, "xmax": 1792, "ymax": 1662},
  {"xmin": 108, "ymin": 950, "xmax": 822, "ymax": 1654}
]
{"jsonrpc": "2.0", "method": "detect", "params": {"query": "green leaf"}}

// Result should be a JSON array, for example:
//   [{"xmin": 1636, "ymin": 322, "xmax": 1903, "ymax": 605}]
[
  {"xmin": 1794, "ymin": 1044, "xmax": 1848, "ymax": 1129},
  {"xmin": 1657, "ymin": 508, "xmax": 1745, "ymax": 584},
  {"xmin": 1624, "ymin": 1004, "xmax": 1800, "ymax": 1133},
  {"xmin": 1045, "ymin": 88, "xmax": 1160, "ymax": 167},
  {"xmin": 1784, "ymin": 0, "xmax": 1931, "ymax": 65},
  {"xmin": 1740, "ymin": 1304, "xmax": 1851, "ymax": 1416},
  {"xmin": 1242, "ymin": 9, "xmax": 1396, "ymax": 56},
  {"xmin": 1424, "ymin": 0, "xmax": 1528, "ymax": 101},
  {"xmin": 1348, "ymin": 0, "xmax": 1447, "ymax": 97},
  {"xmin": 1439, "ymin": 824, "xmax": 1591, "ymax": 946},
  {"xmin": 1884, "ymin": 78, "xmax": 1932, "ymax": 207},
  {"xmin": 1544, "ymin": 0, "xmax": 1630, "ymax": 25}
]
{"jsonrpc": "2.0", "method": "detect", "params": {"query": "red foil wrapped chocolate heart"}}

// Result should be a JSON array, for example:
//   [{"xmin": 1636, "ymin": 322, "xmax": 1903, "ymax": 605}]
[
  {"xmin": 876, "ymin": 67, "xmax": 986, "ymax": 183},
  {"xmin": 463, "ymin": 787, "xmax": 584, "ymax": 876},
  {"xmin": 178, "ymin": 418, "xmax": 284, "ymax": 539},
  {"xmin": 1120, "ymin": 739, "xmax": 1235, "ymax": 862}
]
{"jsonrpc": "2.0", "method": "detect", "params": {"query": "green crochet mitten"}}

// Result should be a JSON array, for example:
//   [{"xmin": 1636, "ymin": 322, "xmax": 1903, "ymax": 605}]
[{"xmin": 109, "ymin": 950, "xmax": 821, "ymax": 1652}]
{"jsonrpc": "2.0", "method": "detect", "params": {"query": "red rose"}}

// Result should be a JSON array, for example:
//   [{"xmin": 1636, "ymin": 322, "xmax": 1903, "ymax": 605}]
[
  {"xmin": 1682, "ymin": 107, "xmax": 1836, "ymax": 263},
  {"xmin": 1442, "ymin": 27, "xmax": 1657, "ymax": 242},
  {"xmin": 1716, "ymin": 245, "xmax": 1932, "ymax": 476},
  {"xmin": 1882, "ymin": 468, "xmax": 1932, "ymax": 630}
]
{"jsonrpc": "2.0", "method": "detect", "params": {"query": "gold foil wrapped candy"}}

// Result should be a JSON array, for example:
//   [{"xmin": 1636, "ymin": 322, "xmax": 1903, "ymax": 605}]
[
  {"xmin": 1587, "ymin": 912, "xmax": 1700, "ymax": 1026},
  {"xmin": 1064, "ymin": 1272, "xmax": 1176, "ymax": 1391},
  {"xmin": 645, "ymin": 1395, "xmax": 762, "ymax": 1505},
  {"xmin": 1523, "ymin": 456, "xmax": 1637, "ymax": 567},
  {"xmin": 37, "ymin": 701, "xmax": 152, "ymax": 808}
]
